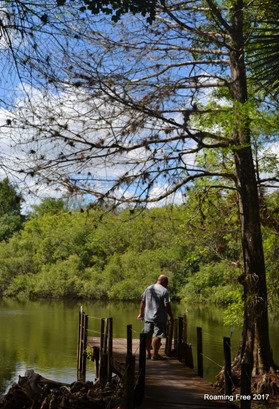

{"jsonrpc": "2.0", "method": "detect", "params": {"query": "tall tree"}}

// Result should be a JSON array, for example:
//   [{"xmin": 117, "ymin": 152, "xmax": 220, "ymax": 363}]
[
  {"xmin": 0, "ymin": 178, "xmax": 24, "ymax": 240},
  {"xmin": 3, "ymin": 0, "xmax": 279, "ymax": 390}
]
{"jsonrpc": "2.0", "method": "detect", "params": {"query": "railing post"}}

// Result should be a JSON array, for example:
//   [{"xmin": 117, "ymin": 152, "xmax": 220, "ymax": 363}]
[
  {"xmin": 100, "ymin": 318, "xmax": 107, "ymax": 386},
  {"xmin": 173, "ymin": 318, "xmax": 178, "ymax": 356},
  {"xmin": 127, "ymin": 324, "xmax": 133, "ymax": 355},
  {"xmin": 124, "ymin": 324, "xmax": 135, "ymax": 408},
  {"xmin": 197, "ymin": 327, "xmax": 203, "ymax": 377},
  {"xmin": 107, "ymin": 317, "xmax": 113, "ymax": 382},
  {"xmin": 181, "ymin": 314, "xmax": 193, "ymax": 368},
  {"xmin": 77, "ymin": 308, "xmax": 82, "ymax": 381},
  {"xmin": 100, "ymin": 318, "xmax": 105, "ymax": 354},
  {"xmin": 177, "ymin": 317, "xmax": 183, "ymax": 361},
  {"xmin": 81, "ymin": 313, "xmax": 88, "ymax": 381},
  {"xmin": 124, "ymin": 353, "xmax": 135, "ymax": 409},
  {"xmin": 77, "ymin": 308, "xmax": 88, "ymax": 382},
  {"xmin": 183, "ymin": 314, "xmax": 187, "ymax": 343},
  {"xmin": 223, "ymin": 337, "xmax": 232, "ymax": 396},
  {"xmin": 165, "ymin": 319, "xmax": 173, "ymax": 356},
  {"xmin": 241, "ymin": 363, "xmax": 252, "ymax": 409},
  {"xmin": 100, "ymin": 352, "xmax": 108, "ymax": 387},
  {"xmin": 92, "ymin": 346, "xmax": 100, "ymax": 379},
  {"xmin": 134, "ymin": 333, "xmax": 146, "ymax": 407}
]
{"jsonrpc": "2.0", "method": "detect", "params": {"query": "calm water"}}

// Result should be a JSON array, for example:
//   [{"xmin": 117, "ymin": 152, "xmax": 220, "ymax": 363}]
[{"xmin": 0, "ymin": 299, "xmax": 278, "ymax": 395}]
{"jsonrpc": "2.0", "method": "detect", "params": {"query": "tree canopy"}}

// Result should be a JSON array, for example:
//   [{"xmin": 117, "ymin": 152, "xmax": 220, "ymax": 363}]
[
  {"xmin": 0, "ymin": 191, "xmax": 278, "ymax": 312},
  {"xmin": 4, "ymin": 1, "xmax": 278, "ymax": 201},
  {"xmin": 55, "ymin": 0, "xmax": 279, "ymax": 93}
]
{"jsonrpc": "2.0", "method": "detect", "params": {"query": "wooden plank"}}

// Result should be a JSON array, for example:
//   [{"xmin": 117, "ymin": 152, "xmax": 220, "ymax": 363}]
[
  {"xmin": 88, "ymin": 337, "xmax": 233, "ymax": 408},
  {"xmin": 88, "ymin": 337, "xmax": 142, "ymax": 358},
  {"xmin": 136, "ymin": 358, "xmax": 234, "ymax": 409}
]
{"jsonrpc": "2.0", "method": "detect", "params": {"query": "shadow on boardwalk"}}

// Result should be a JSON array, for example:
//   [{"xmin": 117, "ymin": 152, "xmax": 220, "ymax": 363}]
[{"xmin": 137, "ymin": 357, "xmax": 234, "ymax": 409}]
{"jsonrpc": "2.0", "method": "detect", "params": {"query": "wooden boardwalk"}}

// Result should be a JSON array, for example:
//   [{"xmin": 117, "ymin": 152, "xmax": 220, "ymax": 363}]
[
  {"xmin": 88, "ymin": 337, "xmax": 233, "ymax": 409},
  {"xmin": 137, "ymin": 357, "xmax": 233, "ymax": 409}
]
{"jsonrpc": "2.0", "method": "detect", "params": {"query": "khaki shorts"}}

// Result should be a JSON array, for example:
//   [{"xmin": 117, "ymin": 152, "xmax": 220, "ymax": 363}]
[{"xmin": 142, "ymin": 321, "xmax": 166, "ymax": 338}]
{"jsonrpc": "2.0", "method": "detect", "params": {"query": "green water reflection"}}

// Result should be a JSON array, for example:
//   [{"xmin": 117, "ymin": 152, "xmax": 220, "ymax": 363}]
[{"xmin": 0, "ymin": 299, "xmax": 278, "ymax": 394}]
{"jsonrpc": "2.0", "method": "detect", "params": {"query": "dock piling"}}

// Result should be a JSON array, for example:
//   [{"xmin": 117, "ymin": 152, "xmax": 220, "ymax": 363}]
[
  {"xmin": 177, "ymin": 316, "xmax": 183, "ymax": 361},
  {"xmin": 77, "ymin": 308, "xmax": 88, "ymax": 382},
  {"xmin": 240, "ymin": 363, "xmax": 252, "ymax": 409},
  {"xmin": 197, "ymin": 326, "xmax": 203, "ymax": 377},
  {"xmin": 223, "ymin": 337, "xmax": 232, "ymax": 395},
  {"xmin": 127, "ymin": 324, "xmax": 132, "ymax": 356},
  {"xmin": 124, "ymin": 354, "xmax": 135, "ymax": 409},
  {"xmin": 165, "ymin": 318, "xmax": 173, "ymax": 356},
  {"xmin": 134, "ymin": 333, "xmax": 146, "ymax": 406}
]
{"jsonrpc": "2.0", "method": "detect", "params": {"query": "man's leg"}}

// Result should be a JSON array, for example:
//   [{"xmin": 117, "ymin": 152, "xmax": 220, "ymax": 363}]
[
  {"xmin": 152, "ymin": 336, "xmax": 161, "ymax": 357},
  {"xmin": 146, "ymin": 336, "xmax": 152, "ymax": 358},
  {"xmin": 142, "ymin": 322, "xmax": 153, "ymax": 358},
  {"xmin": 152, "ymin": 322, "xmax": 166, "ymax": 359}
]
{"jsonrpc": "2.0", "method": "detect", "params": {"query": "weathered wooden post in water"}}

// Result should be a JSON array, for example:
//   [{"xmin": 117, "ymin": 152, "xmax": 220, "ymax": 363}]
[
  {"xmin": 241, "ymin": 363, "xmax": 252, "ymax": 409},
  {"xmin": 100, "ymin": 318, "xmax": 107, "ymax": 386},
  {"xmin": 127, "ymin": 324, "xmax": 132, "ymax": 356},
  {"xmin": 99, "ymin": 317, "xmax": 113, "ymax": 386},
  {"xmin": 134, "ymin": 333, "xmax": 146, "ymax": 407},
  {"xmin": 124, "ymin": 324, "xmax": 135, "ymax": 409},
  {"xmin": 77, "ymin": 307, "xmax": 88, "ymax": 382},
  {"xmin": 197, "ymin": 327, "xmax": 203, "ymax": 377},
  {"xmin": 107, "ymin": 317, "xmax": 113, "ymax": 383},
  {"xmin": 223, "ymin": 337, "xmax": 232, "ymax": 396}
]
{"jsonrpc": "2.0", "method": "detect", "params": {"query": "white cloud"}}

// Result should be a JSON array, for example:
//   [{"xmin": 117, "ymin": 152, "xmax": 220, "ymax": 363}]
[
  {"xmin": 0, "ymin": 84, "xmax": 176, "ymax": 207},
  {"xmin": 1, "ymin": 79, "xmax": 278, "ymax": 213}
]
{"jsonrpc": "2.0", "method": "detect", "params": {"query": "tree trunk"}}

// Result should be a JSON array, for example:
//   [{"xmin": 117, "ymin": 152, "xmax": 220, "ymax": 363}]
[
  {"xmin": 229, "ymin": 0, "xmax": 276, "ymax": 376},
  {"xmin": 234, "ymin": 145, "xmax": 275, "ymax": 375}
]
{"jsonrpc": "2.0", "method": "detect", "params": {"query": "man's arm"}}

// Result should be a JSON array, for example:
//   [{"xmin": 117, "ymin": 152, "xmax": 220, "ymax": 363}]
[
  {"xmin": 165, "ymin": 302, "xmax": 174, "ymax": 322},
  {"xmin": 137, "ymin": 299, "xmax": 145, "ymax": 320}
]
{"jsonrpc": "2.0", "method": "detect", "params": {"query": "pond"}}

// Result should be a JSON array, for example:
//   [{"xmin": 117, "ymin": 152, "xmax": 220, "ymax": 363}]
[{"xmin": 0, "ymin": 299, "xmax": 278, "ymax": 395}]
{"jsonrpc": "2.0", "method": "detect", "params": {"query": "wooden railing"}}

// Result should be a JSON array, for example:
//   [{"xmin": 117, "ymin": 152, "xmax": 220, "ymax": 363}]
[
  {"xmin": 76, "ymin": 308, "xmax": 147, "ymax": 408},
  {"xmin": 76, "ymin": 310, "xmax": 235, "ymax": 408}
]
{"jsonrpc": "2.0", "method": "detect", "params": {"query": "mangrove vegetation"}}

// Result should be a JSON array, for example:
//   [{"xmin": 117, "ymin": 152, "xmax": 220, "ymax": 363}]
[{"xmin": 0, "ymin": 188, "xmax": 278, "ymax": 323}]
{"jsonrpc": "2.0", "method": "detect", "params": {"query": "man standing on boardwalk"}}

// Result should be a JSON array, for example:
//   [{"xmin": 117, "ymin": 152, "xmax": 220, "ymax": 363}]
[{"xmin": 137, "ymin": 274, "xmax": 174, "ymax": 360}]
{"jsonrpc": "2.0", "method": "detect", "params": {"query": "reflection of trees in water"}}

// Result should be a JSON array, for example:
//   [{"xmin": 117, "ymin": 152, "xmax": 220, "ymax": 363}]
[{"xmin": 0, "ymin": 300, "xmax": 278, "ymax": 390}]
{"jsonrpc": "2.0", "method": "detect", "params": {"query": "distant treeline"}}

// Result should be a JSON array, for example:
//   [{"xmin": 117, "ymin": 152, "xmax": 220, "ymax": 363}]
[{"xmin": 0, "ymin": 190, "xmax": 278, "ymax": 316}]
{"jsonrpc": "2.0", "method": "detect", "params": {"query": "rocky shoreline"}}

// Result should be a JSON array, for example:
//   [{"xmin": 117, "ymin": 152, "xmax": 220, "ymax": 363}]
[{"xmin": 0, "ymin": 369, "xmax": 124, "ymax": 409}]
